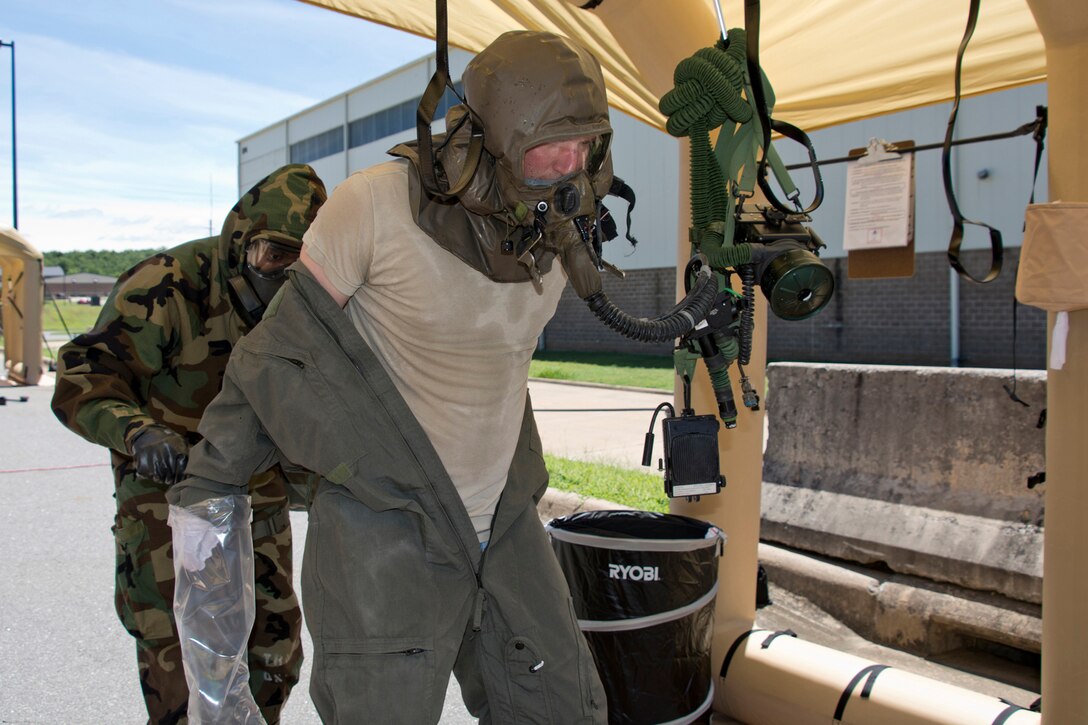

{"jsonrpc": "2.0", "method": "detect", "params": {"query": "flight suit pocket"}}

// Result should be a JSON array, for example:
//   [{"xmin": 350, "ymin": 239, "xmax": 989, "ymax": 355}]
[
  {"xmin": 566, "ymin": 597, "xmax": 603, "ymax": 718},
  {"xmin": 504, "ymin": 635, "xmax": 554, "ymax": 724},
  {"xmin": 318, "ymin": 637, "xmax": 436, "ymax": 724},
  {"xmin": 113, "ymin": 517, "xmax": 175, "ymax": 643}
]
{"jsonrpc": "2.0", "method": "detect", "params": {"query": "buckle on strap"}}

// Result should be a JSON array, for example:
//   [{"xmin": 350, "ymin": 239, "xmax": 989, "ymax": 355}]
[{"xmin": 252, "ymin": 506, "xmax": 290, "ymax": 541}]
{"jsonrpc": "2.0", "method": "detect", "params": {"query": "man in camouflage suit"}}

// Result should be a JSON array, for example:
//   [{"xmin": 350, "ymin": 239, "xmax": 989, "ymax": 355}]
[{"xmin": 51, "ymin": 164, "xmax": 327, "ymax": 724}]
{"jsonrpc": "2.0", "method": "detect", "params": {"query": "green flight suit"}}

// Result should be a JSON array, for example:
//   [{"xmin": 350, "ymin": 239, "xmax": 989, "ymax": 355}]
[{"xmin": 171, "ymin": 265, "xmax": 607, "ymax": 724}]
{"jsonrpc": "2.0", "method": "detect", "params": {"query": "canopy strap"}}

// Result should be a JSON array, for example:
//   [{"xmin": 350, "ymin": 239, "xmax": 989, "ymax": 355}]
[
  {"xmin": 942, "ymin": 0, "xmax": 1002, "ymax": 283},
  {"xmin": 415, "ymin": 0, "xmax": 484, "ymax": 201},
  {"xmin": 743, "ymin": 0, "xmax": 823, "ymax": 215},
  {"xmin": 833, "ymin": 664, "xmax": 890, "ymax": 722}
]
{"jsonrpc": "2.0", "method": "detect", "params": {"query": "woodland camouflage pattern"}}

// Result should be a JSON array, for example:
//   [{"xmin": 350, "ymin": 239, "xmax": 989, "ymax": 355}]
[{"xmin": 52, "ymin": 164, "xmax": 326, "ymax": 724}]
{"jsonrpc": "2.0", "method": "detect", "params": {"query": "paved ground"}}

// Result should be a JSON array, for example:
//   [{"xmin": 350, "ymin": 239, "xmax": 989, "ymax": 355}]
[
  {"xmin": 0, "ymin": 377, "xmax": 474, "ymax": 724},
  {"xmin": 528, "ymin": 379, "xmax": 672, "ymax": 470},
  {"xmin": 0, "ymin": 377, "xmax": 664, "ymax": 723},
  {"xmin": 0, "ymin": 375, "xmax": 1037, "ymax": 722}
]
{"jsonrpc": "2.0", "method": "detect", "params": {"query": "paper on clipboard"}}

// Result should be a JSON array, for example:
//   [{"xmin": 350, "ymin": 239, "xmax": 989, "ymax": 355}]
[{"xmin": 843, "ymin": 138, "xmax": 914, "ymax": 251}]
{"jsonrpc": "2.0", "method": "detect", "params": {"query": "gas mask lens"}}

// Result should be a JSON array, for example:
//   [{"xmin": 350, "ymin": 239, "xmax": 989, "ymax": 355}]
[
  {"xmin": 585, "ymin": 134, "xmax": 609, "ymax": 176},
  {"xmin": 246, "ymin": 238, "xmax": 300, "ymax": 279},
  {"xmin": 522, "ymin": 133, "xmax": 609, "ymax": 184}
]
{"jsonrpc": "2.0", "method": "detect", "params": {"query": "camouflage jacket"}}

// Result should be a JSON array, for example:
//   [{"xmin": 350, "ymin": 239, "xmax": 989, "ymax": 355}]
[{"xmin": 52, "ymin": 164, "xmax": 326, "ymax": 455}]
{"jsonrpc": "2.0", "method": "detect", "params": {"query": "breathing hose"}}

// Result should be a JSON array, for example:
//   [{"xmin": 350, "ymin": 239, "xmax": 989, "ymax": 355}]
[
  {"xmin": 586, "ymin": 263, "xmax": 718, "ymax": 343},
  {"xmin": 657, "ymin": 29, "xmax": 771, "ymax": 422},
  {"xmin": 738, "ymin": 265, "xmax": 756, "ymax": 367}
]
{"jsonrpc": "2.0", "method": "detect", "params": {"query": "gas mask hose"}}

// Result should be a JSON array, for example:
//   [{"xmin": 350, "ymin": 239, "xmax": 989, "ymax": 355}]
[
  {"xmin": 738, "ymin": 264, "xmax": 756, "ymax": 366},
  {"xmin": 703, "ymin": 241, "xmax": 753, "ymax": 272},
  {"xmin": 584, "ymin": 260, "xmax": 717, "ymax": 343}
]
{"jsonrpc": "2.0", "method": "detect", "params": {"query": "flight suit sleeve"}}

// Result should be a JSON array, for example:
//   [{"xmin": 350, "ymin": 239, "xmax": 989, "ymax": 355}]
[
  {"xmin": 167, "ymin": 365, "xmax": 282, "ymax": 507},
  {"xmin": 50, "ymin": 258, "xmax": 183, "ymax": 454}
]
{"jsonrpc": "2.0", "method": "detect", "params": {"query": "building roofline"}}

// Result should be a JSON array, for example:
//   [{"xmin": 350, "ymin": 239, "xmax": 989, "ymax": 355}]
[{"xmin": 236, "ymin": 50, "xmax": 452, "ymax": 145}]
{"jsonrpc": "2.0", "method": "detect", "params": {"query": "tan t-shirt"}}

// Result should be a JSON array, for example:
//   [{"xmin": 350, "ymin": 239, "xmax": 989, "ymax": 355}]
[{"xmin": 304, "ymin": 160, "xmax": 566, "ymax": 541}]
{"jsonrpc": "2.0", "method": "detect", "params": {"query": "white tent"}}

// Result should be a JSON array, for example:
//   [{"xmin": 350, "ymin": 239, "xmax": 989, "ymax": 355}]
[{"xmin": 0, "ymin": 226, "xmax": 43, "ymax": 386}]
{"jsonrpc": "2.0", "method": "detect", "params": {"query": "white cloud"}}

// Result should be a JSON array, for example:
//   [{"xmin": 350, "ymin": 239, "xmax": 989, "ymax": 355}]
[{"xmin": 0, "ymin": 4, "xmax": 431, "ymax": 252}]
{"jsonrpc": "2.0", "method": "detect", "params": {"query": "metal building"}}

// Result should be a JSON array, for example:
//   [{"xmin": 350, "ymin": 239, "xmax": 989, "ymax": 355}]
[{"xmin": 238, "ymin": 51, "xmax": 1048, "ymax": 368}]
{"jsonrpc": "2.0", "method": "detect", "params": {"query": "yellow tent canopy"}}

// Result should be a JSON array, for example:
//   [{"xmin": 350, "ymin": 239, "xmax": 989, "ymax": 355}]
[
  {"xmin": 299, "ymin": 0, "xmax": 1045, "ymax": 130},
  {"xmin": 0, "ymin": 226, "xmax": 44, "ymax": 386}
]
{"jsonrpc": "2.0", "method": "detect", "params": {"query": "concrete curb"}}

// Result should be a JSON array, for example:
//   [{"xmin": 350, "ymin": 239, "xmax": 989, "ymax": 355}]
[
  {"xmin": 537, "ymin": 488, "xmax": 634, "ymax": 523},
  {"xmin": 761, "ymin": 482, "xmax": 1043, "ymax": 604},
  {"xmin": 759, "ymin": 541, "xmax": 1042, "ymax": 658}
]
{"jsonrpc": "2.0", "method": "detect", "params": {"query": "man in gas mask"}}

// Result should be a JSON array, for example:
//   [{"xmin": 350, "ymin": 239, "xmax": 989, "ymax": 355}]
[
  {"xmin": 168, "ymin": 32, "xmax": 609, "ymax": 722},
  {"xmin": 52, "ymin": 164, "xmax": 326, "ymax": 724}
]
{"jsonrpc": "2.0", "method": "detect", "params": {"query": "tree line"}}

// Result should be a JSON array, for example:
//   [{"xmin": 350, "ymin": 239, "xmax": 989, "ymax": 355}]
[{"xmin": 43, "ymin": 249, "xmax": 166, "ymax": 278}]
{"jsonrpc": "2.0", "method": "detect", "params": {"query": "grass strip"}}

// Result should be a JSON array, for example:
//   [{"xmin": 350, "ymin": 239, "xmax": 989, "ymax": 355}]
[
  {"xmin": 530, "ymin": 350, "xmax": 673, "ymax": 391},
  {"xmin": 544, "ymin": 453, "xmax": 668, "ymax": 513}
]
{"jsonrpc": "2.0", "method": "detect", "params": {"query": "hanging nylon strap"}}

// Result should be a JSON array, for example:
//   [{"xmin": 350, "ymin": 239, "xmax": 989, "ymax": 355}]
[
  {"xmin": 942, "ymin": 0, "xmax": 1003, "ymax": 283},
  {"xmin": 1026, "ymin": 105, "xmax": 1048, "ymax": 206},
  {"xmin": 415, "ymin": 0, "xmax": 483, "ymax": 201},
  {"xmin": 743, "ymin": 0, "xmax": 824, "ymax": 214}
]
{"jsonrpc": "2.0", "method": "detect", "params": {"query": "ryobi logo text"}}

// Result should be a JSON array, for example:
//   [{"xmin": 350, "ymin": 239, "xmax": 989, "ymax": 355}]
[{"xmin": 608, "ymin": 563, "xmax": 661, "ymax": 582}]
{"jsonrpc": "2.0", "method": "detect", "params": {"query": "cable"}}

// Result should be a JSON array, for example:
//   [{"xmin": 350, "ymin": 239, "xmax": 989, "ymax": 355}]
[{"xmin": 641, "ymin": 401, "xmax": 676, "ymax": 467}]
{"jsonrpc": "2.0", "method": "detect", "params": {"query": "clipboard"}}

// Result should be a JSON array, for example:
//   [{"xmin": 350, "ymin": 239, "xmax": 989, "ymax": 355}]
[{"xmin": 846, "ymin": 139, "xmax": 916, "ymax": 279}]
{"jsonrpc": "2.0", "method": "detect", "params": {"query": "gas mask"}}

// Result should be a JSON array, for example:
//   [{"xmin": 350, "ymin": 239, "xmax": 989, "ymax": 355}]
[
  {"xmin": 391, "ymin": 31, "xmax": 615, "ymax": 292},
  {"xmin": 228, "ymin": 236, "xmax": 301, "ymax": 326},
  {"xmin": 496, "ymin": 134, "xmax": 615, "ymax": 295}
]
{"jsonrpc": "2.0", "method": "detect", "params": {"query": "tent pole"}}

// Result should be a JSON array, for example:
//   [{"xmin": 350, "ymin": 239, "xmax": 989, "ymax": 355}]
[{"xmin": 1023, "ymin": 2, "xmax": 1088, "ymax": 723}]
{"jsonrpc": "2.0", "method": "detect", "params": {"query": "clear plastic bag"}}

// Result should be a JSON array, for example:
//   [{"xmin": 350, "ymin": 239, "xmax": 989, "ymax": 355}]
[{"xmin": 168, "ymin": 495, "xmax": 265, "ymax": 724}]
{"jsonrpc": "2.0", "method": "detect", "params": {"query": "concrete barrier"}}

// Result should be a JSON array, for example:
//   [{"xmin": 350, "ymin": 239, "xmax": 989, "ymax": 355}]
[{"xmin": 761, "ymin": 363, "xmax": 1046, "ymax": 605}]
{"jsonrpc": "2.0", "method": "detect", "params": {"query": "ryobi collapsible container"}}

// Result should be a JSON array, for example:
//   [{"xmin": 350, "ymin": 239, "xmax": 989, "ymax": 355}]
[{"xmin": 545, "ymin": 510, "xmax": 725, "ymax": 725}]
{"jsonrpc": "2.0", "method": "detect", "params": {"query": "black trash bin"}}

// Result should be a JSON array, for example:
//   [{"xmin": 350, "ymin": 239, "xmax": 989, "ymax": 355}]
[{"xmin": 546, "ymin": 510, "xmax": 725, "ymax": 725}]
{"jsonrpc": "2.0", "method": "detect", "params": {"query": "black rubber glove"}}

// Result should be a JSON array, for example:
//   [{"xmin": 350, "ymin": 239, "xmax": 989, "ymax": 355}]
[{"xmin": 131, "ymin": 425, "xmax": 190, "ymax": 486}]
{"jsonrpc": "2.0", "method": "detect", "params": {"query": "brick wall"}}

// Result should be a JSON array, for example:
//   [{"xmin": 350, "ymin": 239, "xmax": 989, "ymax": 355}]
[
  {"xmin": 768, "ymin": 248, "xmax": 1046, "ymax": 369},
  {"xmin": 543, "ymin": 248, "xmax": 1047, "ymax": 370},
  {"xmin": 542, "ymin": 267, "xmax": 676, "ymax": 356}
]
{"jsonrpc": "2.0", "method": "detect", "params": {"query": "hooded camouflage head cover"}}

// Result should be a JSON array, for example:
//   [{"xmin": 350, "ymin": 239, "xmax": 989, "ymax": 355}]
[
  {"xmin": 391, "ymin": 31, "xmax": 613, "ymax": 284},
  {"xmin": 52, "ymin": 163, "xmax": 327, "ymax": 453},
  {"xmin": 221, "ymin": 164, "xmax": 327, "ymax": 278}
]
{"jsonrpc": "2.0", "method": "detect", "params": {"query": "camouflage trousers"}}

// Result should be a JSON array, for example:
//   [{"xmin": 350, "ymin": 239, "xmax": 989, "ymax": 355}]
[{"xmin": 111, "ymin": 454, "xmax": 303, "ymax": 725}]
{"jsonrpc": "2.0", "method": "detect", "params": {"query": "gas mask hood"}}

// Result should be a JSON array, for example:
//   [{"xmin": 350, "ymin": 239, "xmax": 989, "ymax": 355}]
[{"xmin": 391, "ymin": 31, "xmax": 613, "ymax": 292}]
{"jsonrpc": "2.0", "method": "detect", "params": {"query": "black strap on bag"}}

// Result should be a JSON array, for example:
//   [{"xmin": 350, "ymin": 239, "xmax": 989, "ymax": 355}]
[
  {"xmin": 833, "ymin": 664, "xmax": 890, "ymax": 722},
  {"xmin": 943, "ymin": 0, "xmax": 1003, "ymax": 283},
  {"xmin": 415, "ymin": 0, "xmax": 484, "ymax": 201},
  {"xmin": 743, "ymin": 0, "xmax": 824, "ymax": 215}
]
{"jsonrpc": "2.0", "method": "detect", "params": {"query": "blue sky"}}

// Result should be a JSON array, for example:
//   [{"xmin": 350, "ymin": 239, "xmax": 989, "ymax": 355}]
[{"xmin": 0, "ymin": 0, "xmax": 432, "ymax": 252}]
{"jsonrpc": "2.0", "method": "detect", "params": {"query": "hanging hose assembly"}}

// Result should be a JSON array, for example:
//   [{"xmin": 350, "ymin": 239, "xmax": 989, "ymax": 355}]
[
  {"xmin": 658, "ymin": 29, "xmax": 758, "ymax": 425},
  {"xmin": 658, "ymin": 23, "xmax": 834, "ymax": 427}
]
